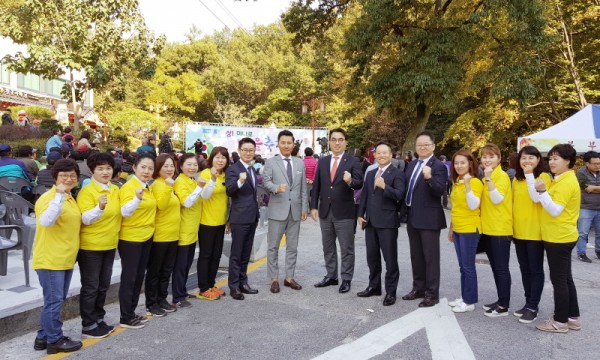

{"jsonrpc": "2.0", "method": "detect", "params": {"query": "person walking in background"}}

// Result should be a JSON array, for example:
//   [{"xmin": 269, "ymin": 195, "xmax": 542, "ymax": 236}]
[
  {"xmin": 575, "ymin": 151, "xmax": 600, "ymax": 263},
  {"xmin": 534, "ymin": 144, "xmax": 581, "ymax": 333},
  {"xmin": 479, "ymin": 143, "xmax": 513, "ymax": 318},
  {"xmin": 401, "ymin": 131, "xmax": 447, "ymax": 308},
  {"xmin": 303, "ymin": 147, "xmax": 317, "ymax": 206},
  {"xmin": 357, "ymin": 142, "xmax": 405, "ymax": 306},
  {"xmin": 511, "ymin": 145, "xmax": 550, "ymax": 324},
  {"xmin": 447, "ymin": 149, "xmax": 483, "ymax": 314},
  {"xmin": 263, "ymin": 130, "xmax": 309, "ymax": 294}
]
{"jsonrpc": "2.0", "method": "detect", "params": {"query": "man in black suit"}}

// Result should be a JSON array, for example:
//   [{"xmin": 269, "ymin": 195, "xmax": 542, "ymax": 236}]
[
  {"xmin": 401, "ymin": 131, "xmax": 448, "ymax": 307},
  {"xmin": 226, "ymin": 137, "xmax": 260, "ymax": 300},
  {"xmin": 311, "ymin": 128, "xmax": 363, "ymax": 293},
  {"xmin": 357, "ymin": 142, "xmax": 405, "ymax": 306}
]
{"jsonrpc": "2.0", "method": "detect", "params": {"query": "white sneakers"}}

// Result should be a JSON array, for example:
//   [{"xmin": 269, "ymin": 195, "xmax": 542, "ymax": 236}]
[{"xmin": 448, "ymin": 298, "xmax": 475, "ymax": 313}]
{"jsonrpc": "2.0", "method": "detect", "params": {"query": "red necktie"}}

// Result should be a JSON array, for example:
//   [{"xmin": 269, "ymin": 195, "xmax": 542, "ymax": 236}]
[{"xmin": 330, "ymin": 156, "xmax": 339, "ymax": 182}]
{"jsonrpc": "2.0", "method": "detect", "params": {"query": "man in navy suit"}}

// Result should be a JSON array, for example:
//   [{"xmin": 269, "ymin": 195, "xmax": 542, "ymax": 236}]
[
  {"xmin": 401, "ymin": 131, "xmax": 448, "ymax": 307},
  {"xmin": 357, "ymin": 142, "xmax": 405, "ymax": 306},
  {"xmin": 311, "ymin": 128, "xmax": 363, "ymax": 293},
  {"xmin": 226, "ymin": 137, "xmax": 260, "ymax": 300}
]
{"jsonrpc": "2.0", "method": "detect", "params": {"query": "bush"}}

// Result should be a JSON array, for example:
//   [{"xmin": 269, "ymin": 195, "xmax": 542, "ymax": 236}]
[
  {"xmin": 0, "ymin": 125, "xmax": 51, "ymax": 159},
  {"xmin": 40, "ymin": 119, "xmax": 61, "ymax": 130}
]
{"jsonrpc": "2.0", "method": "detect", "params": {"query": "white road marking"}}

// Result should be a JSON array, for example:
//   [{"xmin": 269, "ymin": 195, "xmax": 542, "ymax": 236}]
[{"xmin": 313, "ymin": 298, "xmax": 475, "ymax": 360}]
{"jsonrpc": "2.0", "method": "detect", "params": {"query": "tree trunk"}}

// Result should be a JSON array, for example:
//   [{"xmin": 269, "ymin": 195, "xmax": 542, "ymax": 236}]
[
  {"xmin": 70, "ymin": 71, "xmax": 80, "ymax": 132},
  {"xmin": 557, "ymin": 3, "xmax": 587, "ymax": 109},
  {"xmin": 401, "ymin": 103, "xmax": 431, "ymax": 155}
]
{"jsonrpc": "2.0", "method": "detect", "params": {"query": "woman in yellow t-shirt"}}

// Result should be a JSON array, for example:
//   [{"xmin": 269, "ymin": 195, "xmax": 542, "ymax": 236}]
[
  {"xmin": 479, "ymin": 143, "xmax": 513, "ymax": 317},
  {"xmin": 197, "ymin": 147, "xmax": 230, "ymax": 300},
  {"xmin": 145, "ymin": 154, "xmax": 180, "ymax": 316},
  {"xmin": 32, "ymin": 159, "xmax": 83, "ymax": 354},
  {"xmin": 447, "ymin": 149, "xmax": 483, "ymax": 313},
  {"xmin": 76, "ymin": 152, "xmax": 121, "ymax": 339},
  {"xmin": 118, "ymin": 154, "xmax": 157, "ymax": 329},
  {"xmin": 511, "ymin": 146, "xmax": 550, "ymax": 324},
  {"xmin": 171, "ymin": 153, "xmax": 205, "ymax": 308},
  {"xmin": 533, "ymin": 144, "xmax": 581, "ymax": 333}
]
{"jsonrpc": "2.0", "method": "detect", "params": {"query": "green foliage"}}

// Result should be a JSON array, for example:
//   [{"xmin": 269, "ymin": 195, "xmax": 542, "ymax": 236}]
[
  {"xmin": 105, "ymin": 108, "xmax": 165, "ymax": 140},
  {"xmin": 5, "ymin": 105, "xmax": 54, "ymax": 120},
  {"xmin": 40, "ymin": 119, "xmax": 60, "ymax": 130}
]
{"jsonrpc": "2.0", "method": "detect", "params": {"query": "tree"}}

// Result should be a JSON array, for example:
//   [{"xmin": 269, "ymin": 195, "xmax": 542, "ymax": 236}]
[{"xmin": 0, "ymin": 0, "xmax": 165, "ymax": 132}]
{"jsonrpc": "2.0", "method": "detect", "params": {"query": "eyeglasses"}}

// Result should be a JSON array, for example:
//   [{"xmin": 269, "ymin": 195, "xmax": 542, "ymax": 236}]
[
  {"xmin": 58, "ymin": 174, "xmax": 78, "ymax": 180},
  {"xmin": 330, "ymin": 138, "xmax": 345, "ymax": 144},
  {"xmin": 416, "ymin": 143, "xmax": 433, "ymax": 148},
  {"xmin": 240, "ymin": 148, "xmax": 255, "ymax": 153}
]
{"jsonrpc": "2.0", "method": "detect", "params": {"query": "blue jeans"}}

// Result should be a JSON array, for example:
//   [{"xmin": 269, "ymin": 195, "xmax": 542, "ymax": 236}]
[
  {"xmin": 36, "ymin": 269, "xmax": 73, "ymax": 343},
  {"xmin": 453, "ymin": 232, "xmax": 480, "ymax": 304},
  {"xmin": 576, "ymin": 208, "xmax": 600, "ymax": 255},
  {"xmin": 513, "ymin": 239, "xmax": 545, "ymax": 310},
  {"xmin": 483, "ymin": 235, "xmax": 512, "ymax": 308}
]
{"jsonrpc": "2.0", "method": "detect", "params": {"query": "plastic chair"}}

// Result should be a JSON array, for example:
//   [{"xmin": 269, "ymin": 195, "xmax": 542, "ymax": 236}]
[
  {"xmin": 0, "ymin": 225, "xmax": 29, "ymax": 287},
  {"xmin": 0, "ymin": 191, "xmax": 36, "ymax": 262},
  {"xmin": 0, "ymin": 176, "xmax": 33, "ymax": 194}
]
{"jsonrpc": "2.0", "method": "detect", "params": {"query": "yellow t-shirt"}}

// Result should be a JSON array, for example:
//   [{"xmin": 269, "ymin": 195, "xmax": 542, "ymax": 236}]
[
  {"xmin": 151, "ymin": 177, "xmax": 180, "ymax": 242},
  {"xmin": 32, "ymin": 187, "xmax": 81, "ymax": 270},
  {"xmin": 480, "ymin": 166, "xmax": 513, "ymax": 236},
  {"xmin": 119, "ymin": 177, "xmax": 156, "ymax": 242},
  {"xmin": 174, "ymin": 174, "xmax": 202, "ymax": 246},
  {"xmin": 199, "ymin": 169, "xmax": 228, "ymax": 226},
  {"xmin": 512, "ymin": 172, "xmax": 551, "ymax": 241},
  {"xmin": 541, "ymin": 170, "xmax": 580, "ymax": 243},
  {"xmin": 450, "ymin": 177, "xmax": 483, "ymax": 233},
  {"xmin": 77, "ymin": 179, "xmax": 121, "ymax": 250}
]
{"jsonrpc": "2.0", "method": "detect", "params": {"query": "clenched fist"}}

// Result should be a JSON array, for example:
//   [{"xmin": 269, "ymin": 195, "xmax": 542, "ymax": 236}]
[
  {"xmin": 374, "ymin": 176, "xmax": 385, "ymax": 189},
  {"xmin": 98, "ymin": 194, "xmax": 108, "ymax": 210},
  {"xmin": 483, "ymin": 167, "xmax": 493, "ymax": 180},
  {"xmin": 197, "ymin": 177, "xmax": 207, "ymax": 188},
  {"xmin": 277, "ymin": 184, "xmax": 287, "ymax": 193},
  {"xmin": 210, "ymin": 167, "xmax": 218, "ymax": 181},
  {"xmin": 239, "ymin": 171, "xmax": 247, "ymax": 183},
  {"xmin": 56, "ymin": 184, "xmax": 67, "ymax": 194},
  {"xmin": 165, "ymin": 177, "xmax": 175, "ymax": 187},
  {"xmin": 343, "ymin": 171, "xmax": 352, "ymax": 184},
  {"xmin": 422, "ymin": 165, "xmax": 432, "ymax": 180},
  {"xmin": 135, "ymin": 188, "xmax": 144, "ymax": 200}
]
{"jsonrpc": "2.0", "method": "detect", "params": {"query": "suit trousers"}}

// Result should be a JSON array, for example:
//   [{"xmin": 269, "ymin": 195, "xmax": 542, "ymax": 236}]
[
  {"xmin": 78, "ymin": 249, "xmax": 116, "ymax": 330},
  {"xmin": 197, "ymin": 224, "xmax": 226, "ymax": 292},
  {"xmin": 365, "ymin": 226, "xmax": 399, "ymax": 295},
  {"xmin": 171, "ymin": 242, "xmax": 196, "ymax": 303},
  {"xmin": 406, "ymin": 224, "xmax": 441, "ymax": 299},
  {"xmin": 319, "ymin": 211, "xmax": 355, "ymax": 281},
  {"xmin": 267, "ymin": 212, "xmax": 301, "ymax": 280},
  {"xmin": 118, "ymin": 238, "xmax": 152, "ymax": 322},
  {"xmin": 145, "ymin": 240, "xmax": 178, "ymax": 307},
  {"xmin": 228, "ymin": 222, "xmax": 257, "ymax": 290}
]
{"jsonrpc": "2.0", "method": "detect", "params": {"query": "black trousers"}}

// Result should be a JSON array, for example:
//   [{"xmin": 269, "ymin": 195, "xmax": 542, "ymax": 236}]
[
  {"xmin": 514, "ymin": 238, "xmax": 545, "ymax": 310},
  {"xmin": 544, "ymin": 241, "xmax": 580, "ymax": 323},
  {"xmin": 365, "ymin": 226, "xmax": 399, "ymax": 295},
  {"xmin": 78, "ymin": 249, "xmax": 116, "ymax": 329},
  {"xmin": 118, "ymin": 238, "xmax": 152, "ymax": 322},
  {"xmin": 198, "ymin": 224, "xmax": 226, "ymax": 292},
  {"xmin": 145, "ymin": 240, "xmax": 178, "ymax": 307},
  {"xmin": 407, "ymin": 224, "xmax": 441, "ymax": 299},
  {"xmin": 171, "ymin": 242, "xmax": 196, "ymax": 303},
  {"xmin": 228, "ymin": 222, "xmax": 257, "ymax": 290}
]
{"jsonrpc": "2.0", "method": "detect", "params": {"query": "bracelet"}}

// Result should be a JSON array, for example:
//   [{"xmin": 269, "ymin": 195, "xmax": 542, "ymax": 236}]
[
  {"xmin": 536, "ymin": 189, "xmax": 546, "ymax": 194},
  {"xmin": 484, "ymin": 178, "xmax": 491, "ymax": 182}
]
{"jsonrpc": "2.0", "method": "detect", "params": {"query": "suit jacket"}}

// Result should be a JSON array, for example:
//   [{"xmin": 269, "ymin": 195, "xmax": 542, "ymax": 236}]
[
  {"xmin": 226, "ymin": 160, "xmax": 259, "ymax": 224},
  {"xmin": 311, "ymin": 153, "xmax": 363, "ymax": 219},
  {"xmin": 262, "ymin": 155, "xmax": 308, "ymax": 221},
  {"xmin": 358, "ymin": 165, "xmax": 405, "ymax": 229},
  {"xmin": 405, "ymin": 156, "xmax": 448, "ymax": 230}
]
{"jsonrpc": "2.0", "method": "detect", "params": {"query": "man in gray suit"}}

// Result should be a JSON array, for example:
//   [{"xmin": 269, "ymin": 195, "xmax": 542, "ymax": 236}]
[{"xmin": 263, "ymin": 130, "xmax": 309, "ymax": 293}]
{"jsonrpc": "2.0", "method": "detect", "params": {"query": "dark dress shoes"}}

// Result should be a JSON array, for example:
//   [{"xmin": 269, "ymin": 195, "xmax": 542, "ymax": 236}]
[
  {"xmin": 418, "ymin": 298, "xmax": 440, "ymax": 308},
  {"xmin": 338, "ymin": 280, "xmax": 351, "ymax": 293},
  {"xmin": 314, "ymin": 277, "xmax": 339, "ymax": 287},
  {"xmin": 284, "ymin": 278, "xmax": 302, "ymax": 290},
  {"xmin": 401, "ymin": 290, "xmax": 425, "ymax": 301},
  {"xmin": 230, "ymin": 289, "xmax": 245, "ymax": 300},
  {"xmin": 240, "ymin": 284, "xmax": 259, "ymax": 294},
  {"xmin": 270, "ymin": 281, "xmax": 280, "ymax": 293},
  {"xmin": 383, "ymin": 294, "xmax": 396, "ymax": 306},
  {"xmin": 46, "ymin": 336, "xmax": 82, "ymax": 355},
  {"xmin": 34, "ymin": 337, "xmax": 47, "ymax": 351},
  {"xmin": 357, "ymin": 287, "xmax": 382, "ymax": 297}
]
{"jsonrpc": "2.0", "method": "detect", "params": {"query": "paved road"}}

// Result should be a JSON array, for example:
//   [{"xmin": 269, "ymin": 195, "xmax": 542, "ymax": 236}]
[{"xmin": 2, "ymin": 212, "xmax": 600, "ymax": 359}]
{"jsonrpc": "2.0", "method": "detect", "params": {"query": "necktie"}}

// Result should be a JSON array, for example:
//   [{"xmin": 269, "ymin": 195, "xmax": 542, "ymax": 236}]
[
  {"xmin": 246, "ymin": 166, "xmax": 254, "ymax": 188},
  {"xmin": 374, "ymin": 168, "xmax": 383, "ymax": 190},
  {"xmin": 406, "ymin": 160, "xmax": 423, "ymax": 206},
  {"xmin": 330, "ymin": 156, "xmax": 340, "ymax": 182},
  {"xmin": 284, "ymin": 158, "xmax": 293, "ymax": 184}
]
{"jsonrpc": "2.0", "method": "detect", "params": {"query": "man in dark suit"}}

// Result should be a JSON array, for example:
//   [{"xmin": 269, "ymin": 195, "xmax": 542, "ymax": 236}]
[
  {"xmin": 226, "ymin": 137, "xmax": 260, "ymax": 300},
  {"xmin": 401, "ymin": 131, "xmax": 448, "ymax": 307},
  {"xmin": 311, "ymin": 128, "xmax": 363, "ymax": 293},
  {"xmin": 357, "ymin": 142, "xmax": 405, "ymax": 306}
]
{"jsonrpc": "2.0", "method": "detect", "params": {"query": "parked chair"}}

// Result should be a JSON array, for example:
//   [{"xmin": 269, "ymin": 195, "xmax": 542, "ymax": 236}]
[
  {"xmin": 0, "ymin": 176, "xmax": 33, "ymax": 194},
  {"xmin": 0, "ymin": 225, "xmax": 29, "ymax": 287},
  {"xmin": 0, "ymin": 191, "xmax": 36, "ymax": 262},
  {"xmin": 32, "ymin": 184, "xmax": 51, "ymax": 201}
]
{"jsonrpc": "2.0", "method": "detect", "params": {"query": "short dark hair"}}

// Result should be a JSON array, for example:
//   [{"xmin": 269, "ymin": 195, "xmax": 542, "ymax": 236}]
[
  {"xmin": 63, "ymin": 127, "xmax": 72, "ymax": 134},
  {"xmin": 64, "ymin": 134, "xmax": 74, "ymax": 142},
  {"xmin": 415, "ymin": 130, "xmax": 435, "ymax": 143},
  {"xmin": 277, "ymin": 130, "xmax": 294, "ymax": 141},
  {"xmin": 87, "ymin": 152, "xmax": 115, "ymax": 173},
  {"xmin": 134, "ymin": 153, "xmax": 155, "ymax": 166},
  {"xmin": 153, "ymin": 153, "xmax": 176, "ymax": 179},
  {"xmin": 514, "ymin": 146, "xmax": 545, "ymax": 181},
  {"xmin": 52, "ymin": 159, "xmax": 80, "ymax": 180},
  {"xmin": 17, "ymin": 145, "xmax": 33, "ymax": 157},
  {"xmin": 238, "ymin": 137, "xmax": 256, "ymax": 149},
  {"xmin": 80, "ymin": 131, "xmax": 90, "ymax": 140},
  {"xmin": 375, "ymin": 141, "xmax": 393, "ymax": 153},
  {"xmin": 583, "ymin": 151, "xmax": 600, "ymax": 163},
  {"xmin": 206, "ymin": 146, "xmax": 230, "ymax": 171},
  {"xmin": 329, "ymin": 128, "xmax": 347, "ymax": 140},
  {"xmin": 52, "ymin": 128, "xmax": 60, "ymax": 135},
  {"xmin": 178, "ymin": 152, "xmax": 199, "ymax": 169},
  {"xmin": 548, "ymin": 144, "xmax": 577, "ymax": 168},
  {"xmin": 304, "ymin": 147, "xmax": 314, "ymax": 156}
]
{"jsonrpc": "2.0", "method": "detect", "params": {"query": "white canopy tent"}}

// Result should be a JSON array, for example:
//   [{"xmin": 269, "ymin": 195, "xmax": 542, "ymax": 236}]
[{"xmin": 518, "ymin": 104, "xmax": 600, "ymax": 153}]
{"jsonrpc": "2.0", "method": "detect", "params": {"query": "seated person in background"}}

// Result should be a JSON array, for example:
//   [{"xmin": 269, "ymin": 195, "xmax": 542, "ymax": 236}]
[
  {"xmin": 0, "ymin": 144, "xmax": 33, "ymax": 181},
  {"xmin": 17, "ymin": 145, "xmax": 40, "ymax": 178},
  {"xmin": 37, "ymin": 152, "xmax": 63, "ymax": 187}
]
